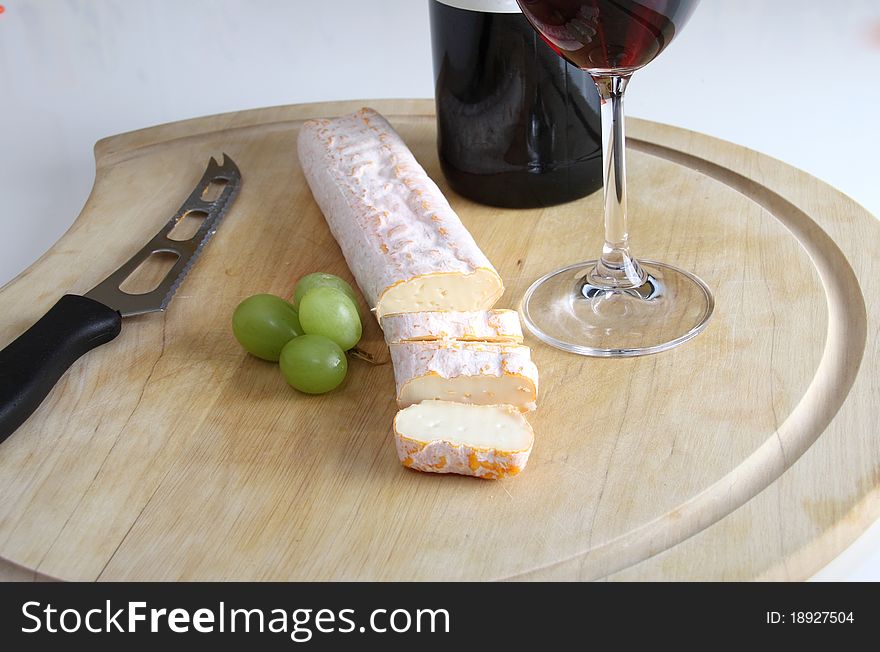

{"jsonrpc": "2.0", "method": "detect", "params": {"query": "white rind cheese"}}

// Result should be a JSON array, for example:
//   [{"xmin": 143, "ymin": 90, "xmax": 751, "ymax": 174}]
[
  {"xmin": 390, "ymin": 341, "xmax": 538, "ymax": 412},
  {"xmin": 381, "ymin": 309, "xmax": 523, "ymax": 344},
  {"xmin": 394, "ymin": 400, "xmax": 534, "ymax": 479},
  {"xmin": 297, "ymin": 108, "xmax": 504, "ymax": 319}
]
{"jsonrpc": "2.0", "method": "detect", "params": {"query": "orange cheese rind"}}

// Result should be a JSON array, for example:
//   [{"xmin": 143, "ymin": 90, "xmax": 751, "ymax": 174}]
[{"xmin": 393, "ymin": 403, "xmax": 534, "ymax": 480}]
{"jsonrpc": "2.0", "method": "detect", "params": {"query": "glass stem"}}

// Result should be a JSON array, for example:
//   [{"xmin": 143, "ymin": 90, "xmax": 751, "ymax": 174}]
[{"xmin": 588, "ymin": 74, "xmax": 647, "ymax": 290}]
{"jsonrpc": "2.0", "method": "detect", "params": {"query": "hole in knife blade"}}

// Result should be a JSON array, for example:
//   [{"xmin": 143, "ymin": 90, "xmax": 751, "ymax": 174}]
[
  {"xmin": 167, "ymin": 209, "xmax": 208, "ymax": 241},
  {"xmin": 118, "ymin": 251, "xmax": 180, "ymax": 295},
  {"xmin": 201, "ymin": 178, "xmax": 228, "ymax": 202}
]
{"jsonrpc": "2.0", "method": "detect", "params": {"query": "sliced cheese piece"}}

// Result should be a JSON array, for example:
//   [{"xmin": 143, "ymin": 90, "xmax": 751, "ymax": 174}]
[
  {"xmin": 394, "ymin": 400, "xmax": 534, "ymax": 479},
  {"xmin": 297, "ymin": 108, "xmax": 504, "ymax": 320},
  {"xmin": 381, "ymin": 309, "xmax": 523, "ymax": 344},
  {"xmin": 390, "ymin": 341, "xmax": 538, "ymax": 412}
]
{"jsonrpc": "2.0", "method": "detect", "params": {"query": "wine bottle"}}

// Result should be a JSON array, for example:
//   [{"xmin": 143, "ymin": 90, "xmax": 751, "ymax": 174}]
[{"xmin": 430, "ymin": 0, "xmax": 603, "ymax": 208}]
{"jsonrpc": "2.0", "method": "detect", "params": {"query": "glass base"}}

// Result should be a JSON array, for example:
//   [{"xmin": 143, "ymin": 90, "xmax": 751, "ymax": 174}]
[{"xmin": 520, "ymin": 260, "xmax": 714, "ymax": 357}]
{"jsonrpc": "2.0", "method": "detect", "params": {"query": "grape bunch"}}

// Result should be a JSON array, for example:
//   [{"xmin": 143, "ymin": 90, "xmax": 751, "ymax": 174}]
[{"xmin": 231, "ymin": 273, "xmax": 363, "ymax": 394}]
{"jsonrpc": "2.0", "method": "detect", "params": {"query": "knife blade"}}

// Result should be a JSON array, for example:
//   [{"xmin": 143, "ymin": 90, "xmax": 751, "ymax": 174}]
[{"xmin": 0, "ymin": 154, "xmax": 242, "ymax": 443}]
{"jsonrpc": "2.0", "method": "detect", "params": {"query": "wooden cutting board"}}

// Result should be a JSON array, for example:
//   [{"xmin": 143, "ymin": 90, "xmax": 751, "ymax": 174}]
[{"xmin": 0, "ymin": 99, "xmax": 877, "ymax": 581}]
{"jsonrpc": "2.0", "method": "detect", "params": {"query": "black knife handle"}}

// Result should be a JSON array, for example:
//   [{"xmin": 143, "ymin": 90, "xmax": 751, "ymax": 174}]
[{"xmin": 0, "ymin": 294, "xmax": 121, "ymax": 444}]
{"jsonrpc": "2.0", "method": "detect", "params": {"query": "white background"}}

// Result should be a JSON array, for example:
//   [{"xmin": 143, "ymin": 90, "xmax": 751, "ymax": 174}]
[{"xmin": 0, "ymin": 0, "xmax": 878, "ymax": 579}]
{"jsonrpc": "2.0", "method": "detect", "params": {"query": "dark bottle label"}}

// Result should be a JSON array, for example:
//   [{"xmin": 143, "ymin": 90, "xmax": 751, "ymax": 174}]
[{"xmin": 430, "ymin": 0, "xmax": 603, "ymax": 208}]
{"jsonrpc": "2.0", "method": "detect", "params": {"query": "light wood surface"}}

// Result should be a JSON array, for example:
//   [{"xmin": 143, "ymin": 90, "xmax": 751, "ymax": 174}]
[{"xmin": 0, "ymin": 99, "xmax": 877, "ymax": 581}]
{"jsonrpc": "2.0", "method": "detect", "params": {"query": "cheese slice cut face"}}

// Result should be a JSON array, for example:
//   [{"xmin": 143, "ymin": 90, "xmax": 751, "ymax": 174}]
[
  {"xmin": 381, "ymin": 309, "xmax": 523, "ymax": 344},
  {"xmin": 390, "ymin": 341, "xmax": 538, "ymax": 412},
  {"xmin": 297, "ymin": 108, "xmax": 504, "ymax": 319},
  {"xmin": 394, "ymin": 400, "xmax": 534, "ymax": 479}
]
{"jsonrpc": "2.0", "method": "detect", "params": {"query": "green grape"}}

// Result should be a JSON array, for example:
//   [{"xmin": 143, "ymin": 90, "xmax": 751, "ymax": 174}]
[
  {"xmin": 232, "ymin": 294, "xmax": 303, "ymax": 361},
  {"xmin": 292, "ymin": 272, "xmax": 358, "ymax": 310},
  {"xmin": 298, "ymin": 287, "xmax": 362, "ymax": 351},
  {"xmin": 279, "ymin": 334, "xmax": 347, "ymax": 394}
]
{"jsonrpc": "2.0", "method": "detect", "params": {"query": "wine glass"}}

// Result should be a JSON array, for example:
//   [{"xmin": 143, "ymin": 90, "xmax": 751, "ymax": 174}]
[{"xmin": 515, "ymin": 0, "xmax": 713, "ymax": 356}]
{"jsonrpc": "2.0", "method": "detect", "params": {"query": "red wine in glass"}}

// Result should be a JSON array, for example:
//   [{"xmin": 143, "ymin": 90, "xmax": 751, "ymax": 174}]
[
  {"xmin": 518, "ymin": 0, "xmax": 699, "ymax": 72},
  {"xmin": 515, "ymin": 0, "xmax": 712, "ymax": 357}
]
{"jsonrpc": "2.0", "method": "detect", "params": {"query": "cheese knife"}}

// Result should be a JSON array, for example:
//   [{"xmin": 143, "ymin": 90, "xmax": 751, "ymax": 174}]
[{"xmin": 0, "ymin": 154, "xmax": 241, "ymax": 443}]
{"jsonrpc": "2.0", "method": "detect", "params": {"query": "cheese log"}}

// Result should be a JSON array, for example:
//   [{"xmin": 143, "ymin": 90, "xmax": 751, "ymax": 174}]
[
  {"xmin": 394, "ymin": 401, "xmax": 534, "ymax": 480},
  {"xmin": 297, "ymin": 108, "xmax": 504, "ymax": 319},
  {"xmin": 390, "ymin": 341, "xmax": 538, "ymax": 411},
  {"xmin": 381, "ymin": 309, "xmax": 523, "ymax": 344}
]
